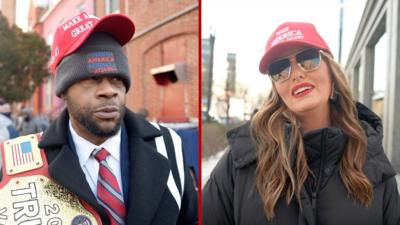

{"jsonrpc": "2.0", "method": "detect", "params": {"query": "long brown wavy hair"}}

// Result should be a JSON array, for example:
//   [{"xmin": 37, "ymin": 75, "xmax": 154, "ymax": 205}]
[{"xmin": 251, "ymin": 51, "xmax": 373, "ymax": 220}]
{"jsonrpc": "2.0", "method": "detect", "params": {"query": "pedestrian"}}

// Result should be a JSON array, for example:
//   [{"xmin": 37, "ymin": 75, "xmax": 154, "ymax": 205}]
[
  {"xmin": 38, "ymin": 113, "xmax": 51, "ymax": 131},
  {"xmin": 0, "ymin": 98, "xmax": 19, "ymax": 142},
  {"xmin": 137, "ymin": 107, "xmax": 149, "ymax": 120},
  {"xmin": 0, "ymin": 12, "xmax": 197, "ymax": 225},
  {"xmin": 19, "ymin": 107, "xmax": 44, "ymax": 135},
  {"xmin": 203, "ymin": 22, "xmax": 400, "ymax": 225}
]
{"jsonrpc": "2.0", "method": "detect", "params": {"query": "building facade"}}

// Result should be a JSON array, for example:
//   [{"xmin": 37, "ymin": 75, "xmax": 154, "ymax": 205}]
[
  {"xmin": 125, "ymin": 0, "xmax": 199, "ymax": 122},
  {"xmin": 345, "ymin": 0, "xmax": 400, "ymax": 179}
]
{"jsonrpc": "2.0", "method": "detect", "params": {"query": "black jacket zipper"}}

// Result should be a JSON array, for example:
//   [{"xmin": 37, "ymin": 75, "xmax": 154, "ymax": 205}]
[{"xmin": 311, "ymin": 129, "xmax": 326, "ymax": 220}]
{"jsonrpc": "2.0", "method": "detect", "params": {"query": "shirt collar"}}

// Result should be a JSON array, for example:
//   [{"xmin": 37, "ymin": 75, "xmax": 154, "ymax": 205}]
[{"xmin": 69, "ymin": 120, "xmax": 121, "ymax": 167}]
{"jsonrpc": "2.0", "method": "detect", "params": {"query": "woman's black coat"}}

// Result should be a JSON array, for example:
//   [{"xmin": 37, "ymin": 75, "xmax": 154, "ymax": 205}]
[{"xmin": 203, "ymin": 103, "xmax": 400, "ymax": 225}]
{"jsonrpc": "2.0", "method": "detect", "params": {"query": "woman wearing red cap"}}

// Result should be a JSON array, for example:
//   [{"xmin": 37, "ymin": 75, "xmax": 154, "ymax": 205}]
[{"xmin": 203, "ymin": 22, "xmax": 400, "ymax": 225}]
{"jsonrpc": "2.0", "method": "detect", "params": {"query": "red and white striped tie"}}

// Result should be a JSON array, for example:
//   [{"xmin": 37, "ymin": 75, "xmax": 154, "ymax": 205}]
[{"xmin": 93, "ymin": 148, "xmax": 126, "ymax": 225}]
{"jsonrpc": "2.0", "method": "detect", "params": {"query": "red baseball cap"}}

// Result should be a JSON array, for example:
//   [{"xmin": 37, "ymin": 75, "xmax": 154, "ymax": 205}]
[
  {"xmin": 259, "ymin": 22, "xmax": 331, "ymax": 74},
  {"xmin": 50, "ymin": 12, "xmax": 135, "ymax": 73}
]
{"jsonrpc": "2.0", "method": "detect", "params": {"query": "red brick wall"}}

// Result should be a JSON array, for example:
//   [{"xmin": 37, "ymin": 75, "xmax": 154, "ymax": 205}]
[
  {"xmin": 128, "ymin": 0, "xmax": 196, "ymax": 31},
  {"xmin": 125, "ymin": 1, "xmax": 198, "ymax": 122}
]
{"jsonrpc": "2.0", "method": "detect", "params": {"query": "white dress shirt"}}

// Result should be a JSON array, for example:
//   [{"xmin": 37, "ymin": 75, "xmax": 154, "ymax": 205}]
[{"xmin": 69, "ymin": 120, "xmax": 123, "ymax": 196}]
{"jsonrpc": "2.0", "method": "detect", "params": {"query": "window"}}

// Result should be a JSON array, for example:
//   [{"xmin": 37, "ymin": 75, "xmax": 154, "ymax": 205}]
[
  {"xmin": 105, "ymin": 0, "xmax": 119, "ymax": 14},
  {"xmin": 372, "ymin": 33, "xmax": 387, "ymax": 118}
]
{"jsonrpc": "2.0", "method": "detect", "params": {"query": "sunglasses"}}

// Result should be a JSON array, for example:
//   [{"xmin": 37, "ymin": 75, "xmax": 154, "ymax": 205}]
[{"xmin": 267, "ymin": 48, "xmax": 322, "ymax": 83}]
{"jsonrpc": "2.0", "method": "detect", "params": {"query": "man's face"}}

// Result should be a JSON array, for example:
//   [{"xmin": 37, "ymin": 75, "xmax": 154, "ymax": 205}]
[{"xmin": 64, "ymin": 76, "xmax": 126, "ymax": 141}]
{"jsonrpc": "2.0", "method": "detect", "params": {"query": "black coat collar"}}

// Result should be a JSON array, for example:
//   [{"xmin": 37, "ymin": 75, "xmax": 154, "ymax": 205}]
[{"xmin": 38, "ymin": 108, "xmax": 170, "ymax": 225}]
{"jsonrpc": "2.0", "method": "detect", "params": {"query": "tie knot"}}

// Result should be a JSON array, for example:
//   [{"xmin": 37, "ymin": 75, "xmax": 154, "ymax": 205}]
[{"xmin": 93, "ymin": 148, "xmax": 109, "ymax": 162}]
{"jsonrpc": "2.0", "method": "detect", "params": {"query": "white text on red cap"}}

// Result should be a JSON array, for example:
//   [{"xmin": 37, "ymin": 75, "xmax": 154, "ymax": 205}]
[
  {"xmin": 71, "ymin": 21, "xmax": 94, "ymax": 38},
  {"xmin": 61, "ymin": 13, "xmax": 98, "ymax": 38},
  {"xmin": 271, "ymin": 26, "xmax": 304, "ymax": 47},
  {"xmin": 62, "ymin": 13, "xmax": 89, "ymax": 31}
]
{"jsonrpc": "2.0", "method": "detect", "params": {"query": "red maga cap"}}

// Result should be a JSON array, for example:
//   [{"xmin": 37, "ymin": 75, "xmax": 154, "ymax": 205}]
[
  {"xmin": 49, "ymin": 12, "xmax": 135, "ymax": 73},
  {"xmin": 259, "ymin": 22, "xmax": 331, "ymax": 74}
]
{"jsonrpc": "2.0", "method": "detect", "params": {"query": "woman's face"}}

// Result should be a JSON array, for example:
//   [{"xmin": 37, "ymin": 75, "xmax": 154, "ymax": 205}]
[{"xmin": 271, "ymin": 47, "xmax": 332, "ymax": 118}]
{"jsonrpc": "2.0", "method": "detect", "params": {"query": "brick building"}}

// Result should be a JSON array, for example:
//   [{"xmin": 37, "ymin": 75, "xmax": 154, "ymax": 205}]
[{"xmin": 125, "ymin": 0, "xmax": 199, "ymax": 122}]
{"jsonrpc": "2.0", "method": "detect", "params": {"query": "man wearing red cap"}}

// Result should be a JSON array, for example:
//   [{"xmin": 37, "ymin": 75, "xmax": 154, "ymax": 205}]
[{"xmin": 0, "ymin": 12, "xmax": 197, "ymax": 225}]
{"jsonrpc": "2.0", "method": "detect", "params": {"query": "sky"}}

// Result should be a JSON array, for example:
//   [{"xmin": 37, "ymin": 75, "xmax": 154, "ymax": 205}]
[
  {"xmin": 15, "ymin": 0, "xmax": 30, "ymax": 32},
  {"xmin": 202, "ymin": 0, "xmax": 368, "ymax": 98}
]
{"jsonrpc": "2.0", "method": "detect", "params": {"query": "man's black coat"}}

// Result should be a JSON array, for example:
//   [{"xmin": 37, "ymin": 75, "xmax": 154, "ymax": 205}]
[{"xmin": 38, "ymin": 108, "xmax": 198, "ymax": 225}]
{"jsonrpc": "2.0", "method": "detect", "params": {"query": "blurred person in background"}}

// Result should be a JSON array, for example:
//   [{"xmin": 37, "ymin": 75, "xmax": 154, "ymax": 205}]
[
  {"xmin": 0, "ymin": 98, "xmax": 19, "ymax": 142},
  {"xmin": 203, "ymin": 22, "xmax": 400, "ymax": 225},
  {"xmin": 19, "ymin": 107, "xmax": 45, "ymax": 135},
  {"xmin": 137, "ymin": 107, "xmax": 149, "ymax": 120},
  {"xmin": 38, "ymin": 112, "xmax": 51, "ymax": 130}
]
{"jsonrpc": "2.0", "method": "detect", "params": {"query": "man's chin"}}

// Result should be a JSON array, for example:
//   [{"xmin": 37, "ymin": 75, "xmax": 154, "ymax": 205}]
[
  {"xmin": 85, "ymin": 120, "xmax": 121, "ymax": 138},
  {"xmin": 102, "ymin": 125, "xmax": 120, "ymax": 134}
]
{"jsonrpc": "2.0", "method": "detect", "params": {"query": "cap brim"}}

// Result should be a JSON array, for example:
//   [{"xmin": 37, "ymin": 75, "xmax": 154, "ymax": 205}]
[
  {"xmin": 64, "ymin": 14, "xmax": 135, "ymax": 60},
  {"xmin": 258, "ymin": 40, "xmax": 329, "ymax": 74},
  {"xmin": 93, "ymin": 14, "xmax": 135, "ymax": 46}
]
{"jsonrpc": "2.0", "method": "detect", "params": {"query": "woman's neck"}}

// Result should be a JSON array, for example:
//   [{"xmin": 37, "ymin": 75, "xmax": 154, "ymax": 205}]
[{"xmin": 298, "ymin": 104, "xmax": 331, "ymax": 133}]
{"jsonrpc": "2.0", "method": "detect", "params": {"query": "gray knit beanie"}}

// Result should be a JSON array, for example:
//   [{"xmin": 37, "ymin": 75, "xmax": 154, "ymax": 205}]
[{"xmin": 55, "ymin": 32, "xmax": 131, "ymax": 96}]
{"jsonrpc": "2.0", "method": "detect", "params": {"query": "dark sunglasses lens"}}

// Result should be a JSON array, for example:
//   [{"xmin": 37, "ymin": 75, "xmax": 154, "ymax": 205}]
[
  {"xmin": 296, "ymin": 48, "xmax": 320, "ymax": 71},
  {"xmin": 268, "ymin": 59, "xmax": 290, "ymax": 82}
]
